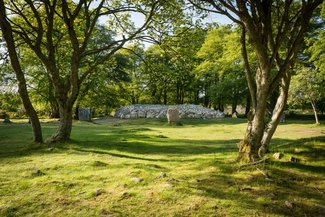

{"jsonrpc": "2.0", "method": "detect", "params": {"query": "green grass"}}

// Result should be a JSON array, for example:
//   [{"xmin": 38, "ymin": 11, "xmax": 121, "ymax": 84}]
[{"xmin": 0, "ymin": 118, "xmax": 324, "ymax": 217}]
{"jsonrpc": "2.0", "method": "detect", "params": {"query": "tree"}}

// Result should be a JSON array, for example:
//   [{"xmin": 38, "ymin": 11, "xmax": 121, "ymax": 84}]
[
  {"xmin": 142, "ymin": 45, "xmax": 174, "ymax": 104},
  {"xmin": 195, "ymin": 25, "xmax": 250, "ymax": 112},
  {"xmin": 191, "ymin": 0, "xmax": 323, "ymax": 162},
  {"xmin": 307, "ymin": 2, "xmax": 325, "ymax": 73},
  {"xmin": 289, "ymin": 67, "xmax": 324, "ymax": 124},
  {"xmin": 115, "ymin": 45, "xmax": 147, "ymax": 105},
  {"xmin": 76, "ymin": 51, "xmax": 133, "ymax": 116},
  {"xmin": 0, "ymin": 0, "xmax": 43, "ymax": 143},
  {"xmin": 19, "ymin": 48, "xmax": 60, "ymax": 118},
  {"xmin": 139, "ymin": 27, "xmax": 206, "ymax": 105},
  {"xmin": 3, "ymin": 0, "xmax": 182, "ymax": 142}
]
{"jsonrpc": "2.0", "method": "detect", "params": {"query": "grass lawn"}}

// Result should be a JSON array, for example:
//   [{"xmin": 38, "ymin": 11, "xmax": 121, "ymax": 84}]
[{"xmin": 0, "ymin": 118, "xmax": 324, "ymax": 217}]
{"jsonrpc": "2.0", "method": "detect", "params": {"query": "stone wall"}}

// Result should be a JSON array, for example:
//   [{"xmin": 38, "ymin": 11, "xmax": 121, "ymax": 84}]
[{"xmin": 114, "ymin": 104, "xmax": 225, "ymax": 119}]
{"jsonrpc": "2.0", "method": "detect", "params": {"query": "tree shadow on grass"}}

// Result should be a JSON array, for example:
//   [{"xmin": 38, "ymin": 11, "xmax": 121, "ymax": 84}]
[
  {"xmin": 189, "ymin": 160, "xmax": 325, "ymax": 216},
  {"xmin": 63, "ymin": 137, "xmax": 240, "ymax": 157},
  {"xmin": 193, "ymin": 173, "xmax": 325, "ymax": 216},
  {"xmin": 270, "ymin": 136, "xmax": 325, "ymax": 161}
]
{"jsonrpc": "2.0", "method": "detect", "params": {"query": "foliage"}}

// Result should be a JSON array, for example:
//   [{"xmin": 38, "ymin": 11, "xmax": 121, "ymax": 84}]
[
  {"xmin": 289, "ymin": 66, "xmax": 325, "ymax": 123},
  {"xmin": 0, "ymin": 92, "xmax": 21, "ymax": 113},
  {"xmin": 289, "ymin": 67, "xmax": 324, "ymax": 108},
  {"xmin": 195, "ymin": 25, "xmax": 249, "ymax": 111},
  {"xmin": 307, "ymin": 2, "xmax": 325, "ymax": 74}
]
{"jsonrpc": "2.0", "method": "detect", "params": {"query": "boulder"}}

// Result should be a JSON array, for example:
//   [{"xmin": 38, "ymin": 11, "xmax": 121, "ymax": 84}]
[
  {"xmin": 78, "ymin": 108, "xmax": 91, "ymax": 121},
  {"xmin": 167, "ymin": 108, "xmax": 180, "ymax": 124},
  {"xmin": 273, "ymin": 152, "xmax": 283, "ymax": 159}
]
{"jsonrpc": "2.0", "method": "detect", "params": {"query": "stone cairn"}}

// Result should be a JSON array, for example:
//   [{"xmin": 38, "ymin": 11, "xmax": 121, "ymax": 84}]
[{"xmin": 114, "ymin": 104, "xmax": 225, "ymax": 119}]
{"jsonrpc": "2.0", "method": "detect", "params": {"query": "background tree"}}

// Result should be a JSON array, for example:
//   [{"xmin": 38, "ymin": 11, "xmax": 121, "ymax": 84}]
[
  {"xmin": 139, "ymin": 26, "xmax": 206, "ymax": 105},
  {"xmin": 195, "ymin": 25, "xmax": 251, "ymax": 112},
  {"xmin": 0, "ymin": 0, "xmax": 43, "ymax": 142},
  {"xmin": 289, "ymin": 67, "xmax": 324, "ymax": 124}
]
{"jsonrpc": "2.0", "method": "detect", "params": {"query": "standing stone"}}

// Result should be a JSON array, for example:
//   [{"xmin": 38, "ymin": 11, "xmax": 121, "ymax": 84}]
[
  {"xmin": 3, "ymin": 116, "xmax": 11, "ymax": 123},
  {"xmin": 280, "ymin": 112, "xmax": 285, "ymax": 122},
  {"xmin": 78, "ymin": 108, "xmax": 91, "ymax": 121},
  {"xmin": 167, "ymin": 108, "xmax": 180, "ymax": 124}
]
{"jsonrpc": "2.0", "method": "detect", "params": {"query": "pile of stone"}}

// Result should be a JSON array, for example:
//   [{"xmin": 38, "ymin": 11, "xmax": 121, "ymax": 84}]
[{"xmin": 114, "ymin": 104, "xmax": 225, "ymax": 119}]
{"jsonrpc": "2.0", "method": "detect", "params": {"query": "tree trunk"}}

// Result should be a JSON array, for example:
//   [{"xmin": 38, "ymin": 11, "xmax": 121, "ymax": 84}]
[
  {"xmin": 259, "ymin": 73, "xmax": 291, "ymax": 156},
  {"xmin": 232, "ymin": 93, "xmax": 238, "ymax": 114},
  {"xmin": 50, "ymin": 100, "xmax": 60, "ymax": 118},
  {"xmin": 245, "ymin": 93, "xmax": 251, "ymax": 117},
  {"xmin": 311, "ymin": 99, "xmax": 320, "ymax": 125},
  {"xmin": 0, "ymin": 0, "xmax": 43, "ymax": 143},
  {"xmin": 238, "ymin": 68, "xmax": 270, "ymax": 162},
  {"xmin": 163, "ymin": 89, "xmax": 167, "ymax": 105},
  {"xmin": 49, "ymin": 105, "xmax": 73, "ymax": 142},
  {"xmin": 74, "ymin": 103, "xmax": 80, "ymax": 120}
]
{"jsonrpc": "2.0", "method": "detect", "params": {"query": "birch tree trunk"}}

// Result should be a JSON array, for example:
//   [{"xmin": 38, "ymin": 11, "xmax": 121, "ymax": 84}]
[{"xmin": 311, "ymin": 99, "xmax": 320, "ymax": 124}]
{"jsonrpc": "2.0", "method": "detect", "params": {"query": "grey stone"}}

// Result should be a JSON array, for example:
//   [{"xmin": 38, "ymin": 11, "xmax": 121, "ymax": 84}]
[
  {"xmin": 115, "ymin": 104, "xmax": 225, "ymax": 119},
  {"xmin": 167, "ymin": 108, "xmax": 180, "ymax": 124},
  {"xmin": 285, "ymin": 201, "xmax": 294, "ymax": 209},
  {"xmin": 232, "ymin": 112, "xmax": 238, "ymax": 118},
  {"xmin": 146, "ymin": 111, "xmax": 156, "ymax": 118},
  {"xmin": 156, "ymin": 110, "xmax": 167, "ymax": 119},
  {"xmin": 130, "ymin": 111, "xmax": 138, "ymax": 118},
  {"xmin": 121, "ymin": 191, "xmax": 128, "ymax": 198},
  {"xmin": 78, "ymin": 108, "xmax": 91, "ymax": 121},
  {"xmin": 137, "ymin": 111, "xmax": 146, "ymax": 118},
  {"xmin": 32, "ymin": 168, "xmax": 45, "ymax": 176},
  {"xmin": 273, "ymin": 152, "xmax": 283, "ymax": 159},
  {"xmin": 132, "ymin": 177, "xmax": 144, "ymax": 183},
  {"xmin": 162, "ymin": 183, "xmax": 173, "ymax": 188},
  {"xmin": 94, "ymin": 188, "xmax": 104, "ymax": 197}
]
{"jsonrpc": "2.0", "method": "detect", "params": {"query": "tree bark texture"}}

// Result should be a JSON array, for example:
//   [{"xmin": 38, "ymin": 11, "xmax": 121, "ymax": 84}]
[
  {"xmin": 0, "ymin": 0, "xmax": 43, "ymax": 143},
  {"xmin": 259, "ymin": 72, "xmax": 291, "ymax": 156},
  {"xmin": 50, "ymin": 105, "xmax": 73, "ymax": 142}
]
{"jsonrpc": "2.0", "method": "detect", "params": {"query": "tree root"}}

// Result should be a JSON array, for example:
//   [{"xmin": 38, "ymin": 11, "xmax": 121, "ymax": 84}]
[{"xmin": 237, "ymin": 157, "xmax": 269, "ymax": 169}]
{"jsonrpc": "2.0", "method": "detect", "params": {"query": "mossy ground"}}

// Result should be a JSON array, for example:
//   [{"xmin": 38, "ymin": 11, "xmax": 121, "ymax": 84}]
[{"xmin": 0, "ymin": 118, "xmax": 324, "ymax": 216}]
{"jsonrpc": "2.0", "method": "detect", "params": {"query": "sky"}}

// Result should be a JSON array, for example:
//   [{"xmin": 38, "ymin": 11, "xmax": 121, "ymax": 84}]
[{"xmin": 99, "ymin": 6, "xmax": 234, "ymax": 49}]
